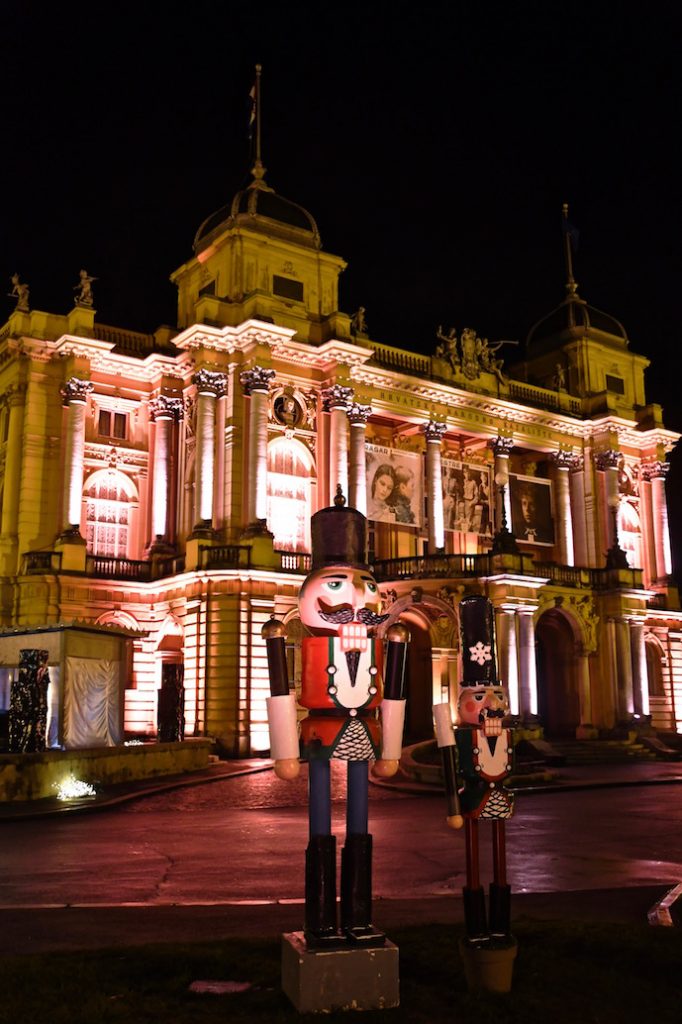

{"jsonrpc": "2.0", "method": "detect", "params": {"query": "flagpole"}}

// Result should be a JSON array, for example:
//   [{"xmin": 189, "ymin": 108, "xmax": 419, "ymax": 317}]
[
  {"xmin": 562, "ymin": 202, "xmax": 577, "ymax": 296},
  {"xmin": 255, "ymin": 63, "xmax": 262, "ymax": 168}
]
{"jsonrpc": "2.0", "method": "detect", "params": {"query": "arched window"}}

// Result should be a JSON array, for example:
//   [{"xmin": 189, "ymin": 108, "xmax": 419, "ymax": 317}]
[
  {"xmin": 645, "ymin": 638, "xmax": 666, "ymax": 698},
  {"xmin": 618, "ymin": 500, "xmax": 642, "ymax": 569},
  {"xmin": 266, "ymin": 438, "xmax": 314, "ymax": 553},
  {"xmin": 84, "ymin": 469, "xmax": 137, "ymax": 558}
]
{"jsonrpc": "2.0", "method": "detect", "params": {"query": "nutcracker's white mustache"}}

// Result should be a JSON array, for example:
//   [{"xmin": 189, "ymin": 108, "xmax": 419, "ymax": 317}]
[
  {"xmin": 479, "ymin": 707, "xmax": 505, "ymax": 724},
  {"xmin": 317, "ymin": 600, "xmax": 389, "ymax": 626}
]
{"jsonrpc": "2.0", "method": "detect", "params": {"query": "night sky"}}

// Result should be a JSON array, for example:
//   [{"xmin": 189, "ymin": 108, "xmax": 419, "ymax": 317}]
[{"xmin": 4, "ymin": 2, "xmax": 681, "ymax": 572}]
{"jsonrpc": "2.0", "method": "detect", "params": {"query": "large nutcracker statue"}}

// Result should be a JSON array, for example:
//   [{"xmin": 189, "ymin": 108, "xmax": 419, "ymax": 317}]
[
  {"xmin": 433, "ymin": 594, "xmax": 516, "ymax": 975},
  {"xmin": 262, "ymin": 489, "xmax": 409, "ymax": 949}
]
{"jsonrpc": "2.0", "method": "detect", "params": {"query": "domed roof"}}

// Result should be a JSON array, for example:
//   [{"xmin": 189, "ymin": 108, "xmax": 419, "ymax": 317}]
[
  {"xmin": 527, "ymin": 288, "xmax": 629, "ymax": 351},
  {"xmin": 528, "ymin": 206, "xmax": 629, "ymax": 351},
  {"xmin": 193, "ymin": 166, "xmax": 321, "ymax": 254}
]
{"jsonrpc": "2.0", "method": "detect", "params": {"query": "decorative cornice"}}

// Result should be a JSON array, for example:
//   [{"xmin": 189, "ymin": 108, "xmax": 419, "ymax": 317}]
[
  {"xmin": 423, "ymin": 420, "xmax": 447, "ymax": 443},
  {"xmin": 194, "ymin": 368, "xmax": 228, "ymax": 397},
  {"xmin": 149, "ymin": 395, "xmax": 184, "ymax": 421},
  {"xmin": 239, "ymin": 365, "xmax": 276, "ymax": 396},
  {"xmin": 347, "ymin": 402, "xmax": 372, "ymax": 426},
  {"xmin": 321, "ymin": 384, "xmax": 354, "ymax": 412},
  {"xmin": 84, "ymin": 442, "xmax": 148, "ymax": 469},
  {"xmin": 61, "ymin": 377, "xmax": 94, "ymax": 405}
]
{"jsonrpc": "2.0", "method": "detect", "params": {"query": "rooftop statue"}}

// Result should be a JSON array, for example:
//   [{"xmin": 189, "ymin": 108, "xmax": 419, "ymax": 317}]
[
  {"xmin": 350, "ymin": 305, "xmax": 368, "ymax": 336},
  {"xmin": 8, "ymin": 273, "xmax": 29, "ymax": 312},
  {"xmin": 436, "ymin": 325, "xmax": 517, "ymax": 383},
  {"xmin": 74, "ymin": 269, "xmax": 96, "ymax": 308}
]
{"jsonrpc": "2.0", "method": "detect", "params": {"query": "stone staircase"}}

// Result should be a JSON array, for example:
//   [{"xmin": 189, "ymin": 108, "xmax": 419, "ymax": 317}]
[{"xmin": 530, "ymin": 737, "xmax": 660, "ymax": 766}]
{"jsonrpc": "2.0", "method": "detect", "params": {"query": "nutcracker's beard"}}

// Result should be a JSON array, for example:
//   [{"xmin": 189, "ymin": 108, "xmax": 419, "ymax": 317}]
[{"xmin": 317, "ymin": 601, "xmax": 388, "ymax": 627}]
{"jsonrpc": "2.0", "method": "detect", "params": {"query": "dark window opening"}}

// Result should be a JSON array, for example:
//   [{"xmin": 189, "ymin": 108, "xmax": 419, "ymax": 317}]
[
  {"xmin": 605, "ymin": 375, "xmax": 625, "ymax": 395},
  {"xmin": 99, "ymin": 410, "xmax": 127, "ymax": 440},
  {"xmin": 273, "ymin": 275, "xmax": 304, "ymax": 302}
]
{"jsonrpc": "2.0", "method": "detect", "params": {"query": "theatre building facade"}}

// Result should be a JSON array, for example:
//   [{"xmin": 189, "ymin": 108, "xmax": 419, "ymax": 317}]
[{"xmin": 0, "ymin": 171, "xmax": 680, "ymax": 754}]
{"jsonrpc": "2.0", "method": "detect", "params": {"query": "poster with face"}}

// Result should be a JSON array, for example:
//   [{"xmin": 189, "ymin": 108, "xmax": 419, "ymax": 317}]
[
  {"xmin": 441, "ymin": 459, "xmax": 493, "ymax": 535},
  {"xmin": 509, "ymin": 475, "xmax": 555, "ymax": 545},
  {"xmin": 365, "ymin": 444, "xmax": 423, "ymax": 527}
]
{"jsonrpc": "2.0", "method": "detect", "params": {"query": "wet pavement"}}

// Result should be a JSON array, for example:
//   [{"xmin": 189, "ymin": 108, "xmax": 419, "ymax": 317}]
[
  {"xmin": 3, "ymin": 754, "xmax": 682, "ymax": 821},
  {"xmin": 1, "ymin": 753, "xmax": 679, "ymax": 950}
]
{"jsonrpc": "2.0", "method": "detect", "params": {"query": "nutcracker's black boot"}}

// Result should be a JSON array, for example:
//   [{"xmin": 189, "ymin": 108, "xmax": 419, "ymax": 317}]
[
  {"xmin": 489, "ymin": 882, "xmax": 512, "ymax": 942},
  {"xmin": 304, "ymin": 835, "xmax": 341, "ymax": 949},
  {"xmin": 462, "ymin": 886, "xmax": 489, "ymax": 945},
  {"xmin": 340, "ymin": 833, "xmax": 385, "ymax": 946}
]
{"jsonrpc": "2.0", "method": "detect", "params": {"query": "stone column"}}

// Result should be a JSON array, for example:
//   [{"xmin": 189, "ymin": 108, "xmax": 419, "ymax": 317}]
[
  {"xmin": 551, "ymin": 451, "xmax": 575, "ymax": 566},
  {"xmin": 639, "ymin": 466, "xmax": 656, "ymax": 587},
  {"xmin": 595, "ymin": 449, "xmax": 620, "ymax": 552},
  {"xmin": 347, "ymin": 403, "xmax": 372, "ymax": 515},
  {"xmin": 60, "ymin": 377, "xmax": 94, "ymax": 535},
  {"xmin": 0, "ymin": 385, "xmax": 26, "ymax": 539},
  {"xmin": 629, "ymin": 618, "xmax": 650, "ymax": 718},
  {"xmin": 322, "ymin": 384, "xmax": 353, "ymax": 504},
  {"xmin": 192, "ymin": 369, "xmax": 227, "ymax": 533},
  {"xmin": 240, "ymin": 366, "xmax": 276, "ymax": 528},
  {"xmin": 423, "ymin": 420, "xmax": 447, "ymax": 553},
  {"xmin": 495, "ymin": 605, "xmax": 519, "ymax": 717},
  {"xmin": 488, "ymin": 435, "xmax": 514, "ymax": 533},
  {"xmin": 576, "ymin": 646, "xmax": 593, "ymax": 733},
  {"xmin": 569, "ymin": 455, "xmax": 588, "ymax": 566},
  {"xmin": 645, "ymin": 461, "xmax": 673, "ymax": 582},
  {"xmin": 615, "ymin": 618, "xmax": 635, "ymax": 719},
  {"xmin": 149, "ymin": 396, "xmax": 183, "ymax": 548},
  {"xmin": 516, "ymin": 608, "xmax": 538, "ymax": 720}
]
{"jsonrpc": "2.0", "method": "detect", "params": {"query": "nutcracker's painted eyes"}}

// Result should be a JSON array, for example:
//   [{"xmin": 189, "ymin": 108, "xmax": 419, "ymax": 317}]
[
  {"xmin": 326, "ymin": 580, "xmax": 343, "ymax": 592},
  {"xmin": 474, "ymin": 693, "xmax": 485, "ymax": 701},
  {"xmin": 366, "ymin": 582, "xmax": 377, "ymax": 594}
]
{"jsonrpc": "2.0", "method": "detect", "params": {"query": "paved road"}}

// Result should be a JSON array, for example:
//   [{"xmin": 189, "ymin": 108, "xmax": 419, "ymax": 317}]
[{"xmin": 2, "ymin": 763, "xmax": 681, "ymax": 908}]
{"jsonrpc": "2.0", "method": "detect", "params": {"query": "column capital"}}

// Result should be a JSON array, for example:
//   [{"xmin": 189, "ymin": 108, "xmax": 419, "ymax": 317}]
[
  {"xmin": 594, "ymin": 448, "xmax": 620, "ymax": 471},
  {"xmin": 551, "ymin": 449, "xmax": 579, "ymax": 470},
  {"xmin": 423, "ymin": 420, "xmax": 447, "ymax": 443},
  {"xmin": 488, "ymin": 434, "xmax": 514, "ymax": 456},
  {"xmin": 149, "ymin": 395, "xmax": 184, "ymax": 421},
  {"xmin": 194, "ymin": 368, "xmax": 228, "ymax": 397},
  {"xmin": 1, "ymin": 382, "xmax": 27, "ymax": 409},
  {"xmin": 347, "ymin": 402, "xmax": 372, "ymax": 426},
  {"xmin": 61, "ymin": 376, "xmax": 94, "ymax": 405},
  {"xmin": 641, "ymin": 459, "xmax": 669, "ymax": 481},
  {"xmin": 238, "ymin": 366, "xmax": 274, "ymax": 396},
  {"xmin": 321, "ymin": 384, "xmax": 354, "ymax": 412}
]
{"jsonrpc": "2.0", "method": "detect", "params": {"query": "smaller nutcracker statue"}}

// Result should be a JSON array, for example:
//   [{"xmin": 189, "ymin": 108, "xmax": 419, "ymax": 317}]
[
  {"xmin": 262, "ymin": 489, "xmax": 409, "ymax": 949},
  {"xmin": 433, "ymin": 594, "xmax": 516, "ymax": 970}
]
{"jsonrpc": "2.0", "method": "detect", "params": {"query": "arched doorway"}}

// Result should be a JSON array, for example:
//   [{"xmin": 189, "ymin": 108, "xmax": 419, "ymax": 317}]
[
  {"xmin": 393, "ymin": 611, "xmax": 436, "ymax": 744},
  {"xmin": 535, "ymin": 608, "xmax": 580, "ymax": 736}
]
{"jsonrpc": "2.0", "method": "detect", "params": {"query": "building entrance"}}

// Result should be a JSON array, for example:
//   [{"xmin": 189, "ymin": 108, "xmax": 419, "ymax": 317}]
[{"xmin": 535, "ymin": 609, "xmax": 579, "ymax": 736}]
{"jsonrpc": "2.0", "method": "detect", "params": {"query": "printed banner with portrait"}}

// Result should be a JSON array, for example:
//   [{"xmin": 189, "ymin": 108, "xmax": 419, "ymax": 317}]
[
  {"xmin": 366, "ymin": 445, "xmax": 423, "ymax": 528},
  {"xmin": 441, "ymin": 459, "xmax": 493, "ymax": 536},
  {"xmin": 509, "ymin": 475, "xmax": 555, "ymax": 545}
]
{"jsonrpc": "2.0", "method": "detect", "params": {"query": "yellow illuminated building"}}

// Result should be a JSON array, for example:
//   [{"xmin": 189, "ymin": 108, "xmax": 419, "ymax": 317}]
[{"xmin": 0, "ymin": 165, "xmax": 680, "ymax": 755}]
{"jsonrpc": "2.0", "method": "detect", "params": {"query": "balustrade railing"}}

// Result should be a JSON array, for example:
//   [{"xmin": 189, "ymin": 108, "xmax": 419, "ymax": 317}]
[
  {"xmin": 278, "ymin": 551, "xmax": 311, "ymax": 573},
  {"xmin": 23, "ymin": 550, "xmax": 62, "ymax": 574},
  {"xmin": 201, "ymin": 544, "xmax": 252, "ymax": 570},
  {"xmin": 87, "ymin": 555, "xmax": 152, "ymax": 581}
]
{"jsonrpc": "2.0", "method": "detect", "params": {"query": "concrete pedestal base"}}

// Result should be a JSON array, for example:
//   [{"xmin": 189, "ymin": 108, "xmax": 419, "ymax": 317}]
[
  {"xmin": 281, "ymin": 931, "xmax": 399, "ymax": 1013},
  {"xmin": 459, "ymin": 937, "xmax": 517, "ymax": 993}
]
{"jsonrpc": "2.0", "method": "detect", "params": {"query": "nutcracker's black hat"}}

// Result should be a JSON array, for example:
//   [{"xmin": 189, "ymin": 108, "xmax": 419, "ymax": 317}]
[
  {"xmin": 459, "ymin": 595, "xmax": 499, "ymax": 687},
  {"xmin": 310, "ymin": 486, "xmax": 369, "ymax": 571}
]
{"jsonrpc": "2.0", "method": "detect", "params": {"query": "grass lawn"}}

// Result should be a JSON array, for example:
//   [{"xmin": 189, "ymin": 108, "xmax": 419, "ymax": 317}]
[{"xmin": 2, "ymin": 917, "xmax": 681, "ymax": 1023}]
